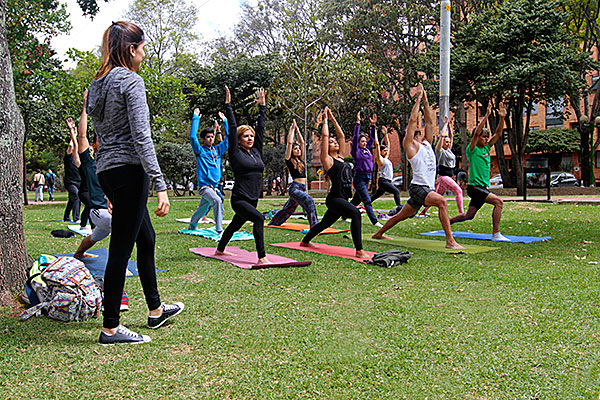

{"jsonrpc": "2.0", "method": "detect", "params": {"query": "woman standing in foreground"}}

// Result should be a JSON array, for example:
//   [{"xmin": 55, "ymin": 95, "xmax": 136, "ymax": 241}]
[
  {"xmin": 216, "ymin": 86, "xmax": 271, "ymax": 265},
  {"xmin": 87, "ymin": 21, "xmax": 184, "ymax": 345}
]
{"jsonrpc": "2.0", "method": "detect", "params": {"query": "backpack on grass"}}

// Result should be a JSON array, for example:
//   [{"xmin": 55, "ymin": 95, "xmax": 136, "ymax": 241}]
[{"xmin": 20, "ymin": 256, "xmax": 102, "ymax": 322}]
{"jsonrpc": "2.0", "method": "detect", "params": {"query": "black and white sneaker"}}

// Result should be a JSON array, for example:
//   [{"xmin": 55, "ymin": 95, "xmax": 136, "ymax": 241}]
[
  {"xmin": 98, "ymin": 325, "xmax": 151, "ymax": 345},
  {"xmin": 148, "ymin": 302, "xmax": 185, "ymax": 329}
]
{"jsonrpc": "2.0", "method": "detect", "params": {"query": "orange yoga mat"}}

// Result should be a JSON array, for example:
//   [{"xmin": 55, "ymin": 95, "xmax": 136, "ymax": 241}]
[{"xmin": 265, "ymin": 222, "xmax": 350, "ymax": 235}]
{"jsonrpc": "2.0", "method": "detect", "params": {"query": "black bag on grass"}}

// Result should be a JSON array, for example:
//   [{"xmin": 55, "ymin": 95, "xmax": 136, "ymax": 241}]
[
  {"xmin": 368, "ymin": 250, "xmax": 411, "ymax": 267},
  {"xmin": 51, "ymin": 229, "xmax": 75, "ymax": 238}
]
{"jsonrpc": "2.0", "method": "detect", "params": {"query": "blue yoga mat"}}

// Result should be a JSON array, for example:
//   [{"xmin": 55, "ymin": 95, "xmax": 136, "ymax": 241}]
[
  {"xmin": 53, "ymin": 248, "xmax": 167, "ymax": 278},
  {"xmin": 178, "ymin": 227, "xmax": 254, "ymax": 242},
  {"xmin": 419, "ymin": 230, "xmax": 551, "ymax": 243},
  {"xmin": 68, "ymin": 224, "xmax": 92, "ymax": 236}
]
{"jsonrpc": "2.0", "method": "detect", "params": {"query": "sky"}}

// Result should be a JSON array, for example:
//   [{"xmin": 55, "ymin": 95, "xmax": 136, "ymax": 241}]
[{"xmin": 51, "ymin": 0, "xmax": 250, "ymax": 65}]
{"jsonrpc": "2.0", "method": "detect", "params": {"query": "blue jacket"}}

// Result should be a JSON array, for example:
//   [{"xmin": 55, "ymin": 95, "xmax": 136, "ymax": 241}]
[{"xmin": 190, "ymin": 114, "xmax": 229, "ymax": 188}]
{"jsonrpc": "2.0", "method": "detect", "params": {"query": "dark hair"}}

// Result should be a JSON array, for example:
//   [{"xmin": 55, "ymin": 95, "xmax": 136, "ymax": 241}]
[
  {"xmin": 380, "ymin": 145, "xmax": 388, "ymax": 151},
  {"xmin": 200, "ymin": 128, "xmax": 214, "ymax": 139},
  {"xmin": 95, "ymin": 21, "xmax": 145, "ymax": 79},
  {"xmin": 290, "ymin": 142, "xmax": 305, "ymax": 173},
  {"xmin": 359, "ymin": 133, "xmax": 369, "ymax": 142}
]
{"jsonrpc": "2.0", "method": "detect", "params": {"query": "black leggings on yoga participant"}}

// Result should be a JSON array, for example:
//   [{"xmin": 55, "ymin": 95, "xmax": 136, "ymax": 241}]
[
  {"xmin": 371, "ymin": 177, "xmax": 402, "ymax": 206},
  {"xmin": 302, "ymin": 196, "xmax": 363, "ymax": 250},
  {"xmin": 217, "ymin": 196, "xmax": 266, "ymax": 258},
  {"xmin": 98, "ymin": 164, "xmax": 162, "ymax": 329}
]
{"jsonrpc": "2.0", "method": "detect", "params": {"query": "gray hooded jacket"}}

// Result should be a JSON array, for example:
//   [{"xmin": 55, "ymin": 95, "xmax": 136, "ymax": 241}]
[{"xmin": 87, "ymin": 67, "xmax": 167, "ymax": 192}]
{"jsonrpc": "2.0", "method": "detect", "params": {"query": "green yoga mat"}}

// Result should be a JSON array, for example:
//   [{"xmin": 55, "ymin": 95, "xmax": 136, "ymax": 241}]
[{"xmin": 361, "ymin": 235, "xmax": 495, "ymax": 254}]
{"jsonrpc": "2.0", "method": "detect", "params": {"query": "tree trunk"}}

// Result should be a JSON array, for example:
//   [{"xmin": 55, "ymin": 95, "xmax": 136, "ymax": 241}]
[
  {"xmin": 580, "ymin": 126, "xmax": 592, "ymax": 186},
  {"xmin": 0, "ymin": 1, "xmax": 31, "ymax": 304}
]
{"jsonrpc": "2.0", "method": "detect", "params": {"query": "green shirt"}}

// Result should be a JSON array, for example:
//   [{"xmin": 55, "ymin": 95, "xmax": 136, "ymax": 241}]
[{"xmin": 466, "ymin": 144, "xmax": 491, "ymax": 187}]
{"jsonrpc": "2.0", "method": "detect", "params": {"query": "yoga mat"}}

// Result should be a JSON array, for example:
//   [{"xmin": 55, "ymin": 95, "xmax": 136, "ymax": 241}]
[
  {"xmin": 189, "ymin": 246, "xmax": 312, "ymax": 269},
  {"xmin": 53, "ymin": 248, "xmax": 166, "ymax": 278},
  {"xmin": 176, "ymin": 217, "xmax": 232, "ymax": 225},
  {"xmin": 265, "ymin": 222, "xmax": 350, "ymax": 235},
  {"xmin": 419, "ymin": 230, "xmax": 552, "ymax": 243},
  {"xmin": 361, "ymin": 235, "xmax": 495, "ymax": 254},
  {"xmin": 179, "ymin": 227, "xmax": 253, "ymax": 242},
  {"xmin": 68, "ymin": 224, "xmax": 92, "ymax": 236},
  {"xmin": 270, "ymin": 242, "xmax": 376, "ymax": 263}
]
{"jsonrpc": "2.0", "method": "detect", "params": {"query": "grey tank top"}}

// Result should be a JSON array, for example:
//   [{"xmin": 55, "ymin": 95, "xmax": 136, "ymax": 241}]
[{"xmin": 379, "ymin": 158, "xmax": 393, "ymax": 180}]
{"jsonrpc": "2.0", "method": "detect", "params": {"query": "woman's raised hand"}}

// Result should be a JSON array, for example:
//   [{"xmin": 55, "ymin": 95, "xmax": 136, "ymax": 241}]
[
  {"xmin": 66, "ymin": 117, "xmax": 76, "ymax": 131},
  {"xmin": 225, "ymin": 86, "xmax": 231, "ymax": 104},
  {"xmin": 356, "ymin": 111, "xmax": 361, "ymax": 124},
  {"xmin": 255, "ymin": 88, "xmax": 266, "ymax": 106},
  {"xmin": 370, "ymin": 113, "xmax": 377, "ymax": 126}
]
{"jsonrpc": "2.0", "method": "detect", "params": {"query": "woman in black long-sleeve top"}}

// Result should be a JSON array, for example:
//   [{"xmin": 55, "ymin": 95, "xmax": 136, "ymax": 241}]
[{"xmin": 216, "ymin": 87, "xmax": 271, "ymax": 264}]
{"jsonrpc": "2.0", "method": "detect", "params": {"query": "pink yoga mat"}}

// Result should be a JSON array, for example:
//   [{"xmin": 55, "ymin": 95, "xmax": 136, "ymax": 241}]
[
  {"xmin": 189, "ymin": 246, "xmax": 312, "ymax": 269},
  {"xmin": 270, "ymin": 242, "xmax": 375, "ymax": 263}
]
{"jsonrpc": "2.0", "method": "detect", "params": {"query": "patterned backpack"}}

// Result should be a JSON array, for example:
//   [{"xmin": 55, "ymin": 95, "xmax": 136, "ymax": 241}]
[{"xmin": 20, "ymin": 256, "xmax": 102, "ymax": 322}]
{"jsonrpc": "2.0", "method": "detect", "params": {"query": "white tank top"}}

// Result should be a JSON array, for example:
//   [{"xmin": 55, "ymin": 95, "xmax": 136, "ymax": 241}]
[
  {"xmin": 379, "ymin": 158, "xmax": 393, "ymax": 180},
  {"xmin": 409, "ymin": 141, "xmax": 436, "ymax": 189}
]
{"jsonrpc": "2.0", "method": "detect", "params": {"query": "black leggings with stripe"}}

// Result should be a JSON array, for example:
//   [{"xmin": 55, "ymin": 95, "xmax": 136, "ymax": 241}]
[{"xmin": 301, "ymin": 196, "xmax": 362, "ymax": 250}]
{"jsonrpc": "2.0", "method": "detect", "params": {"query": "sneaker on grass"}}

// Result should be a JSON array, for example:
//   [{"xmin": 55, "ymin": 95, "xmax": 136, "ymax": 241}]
[
  {"xmin": 148, "ymin": 302, "xmax": 185, "ymax": 329},
  {"xmin": 99, "ymin": 325, "xmax": 151, "ymax": 345}
]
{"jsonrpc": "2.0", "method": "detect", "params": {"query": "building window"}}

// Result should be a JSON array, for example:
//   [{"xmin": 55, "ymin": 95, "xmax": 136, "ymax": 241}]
[
  {"xmin": 545, "ymin": 98, "xmax": 564, "ymax": 128},
  {"xmin": 596, "ymin": 151, "xmax": 600, "ymax": 168}
]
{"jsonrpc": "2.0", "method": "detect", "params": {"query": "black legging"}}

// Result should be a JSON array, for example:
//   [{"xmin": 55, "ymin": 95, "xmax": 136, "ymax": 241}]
[
  {"xmin": 63, "ymin": 183, "xmax": 80, "ymax": 222},
  {"xmin": 78, "ymin": 190, "xmax": 92, "ymax": 228},
  {"xmin": 302, "ymin": 196, "xmax": 363, "ymax": 250},
  {"xmin": 98, "ymin": 164, "xmax": 161, "ymax": 329},
  {"xmin": 371, "ymin": 177, "xmax": 402, "ymax": 206},
  {"xmin": 217, "ymin": 196, "xmax": 266, "ymax": 258}
]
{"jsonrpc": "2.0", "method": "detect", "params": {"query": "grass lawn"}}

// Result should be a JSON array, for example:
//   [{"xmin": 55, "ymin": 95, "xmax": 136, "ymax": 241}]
[{"xmin": 1, "ymin": 197, "xmax": 599, "ymax": 399}]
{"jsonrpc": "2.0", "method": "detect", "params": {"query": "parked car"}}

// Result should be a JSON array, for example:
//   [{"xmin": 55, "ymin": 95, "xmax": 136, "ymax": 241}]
[
  {"xmin": 223, "ymin": 180, "xmax": 234, "ymax": 190},
  {"xmin": 392, "ymin": 175, "xmax": 403, "ymax": 190},
  {"xmin": 489, "ymin": 174, "xmax": 503, "ymax": 189},
  {"xmin": 550, "ymin": 172, "xmax": 579, "ymax": 187}
]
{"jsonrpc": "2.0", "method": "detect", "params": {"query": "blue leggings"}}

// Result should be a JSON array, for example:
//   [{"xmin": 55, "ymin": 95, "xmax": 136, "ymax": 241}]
[
  {"xmin": 269, "ymin": 181, "xmax": 318, "ymax": 227},
  {"xmin": 350, "ymin": 173, "xmax": 378, "ymax": 225}
]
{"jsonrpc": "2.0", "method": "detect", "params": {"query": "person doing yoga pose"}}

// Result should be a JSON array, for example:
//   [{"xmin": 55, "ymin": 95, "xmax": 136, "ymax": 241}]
[
  {"xmin": 372, "ymin": 84, "xmax": 463, "ymax": 250},
  {"xmin": 419, "ymin": 116, "xmax": 464, "ymax": 216},
  {"xmin": 216, "ymin": 87, "xmax": 271, "ymax": 264},
  {"xmin": 300, "ymin": 107, "xmax": 368, "ymax": 258},
  {"xmin": 268, "ymin": 119, "xmax": 319, "ymax": 227},
  {"xmin": 350, "ymin": 112, "xmax": 382, "ymax": 227},
  {"xmin": 187, "ymin": 109, "xmax": 228, "ymax": 232},
  {"xmin": 450, "ymin": 101, "xmax": 509, "ymax": 241},
  {"xmin": 370, "ymin": 125, "xmax": 402, "ymax": 207}
]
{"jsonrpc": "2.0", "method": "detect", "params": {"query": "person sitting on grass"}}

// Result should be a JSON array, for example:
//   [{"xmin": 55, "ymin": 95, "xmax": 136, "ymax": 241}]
[
  {"xmin": 450, "ymin": 101, "xmax": 509, "ymax": 241},
  {"xmin": 188, "ymin": 108, "xmax": 228, "ymax": 233},
  {"xmin": 372, "ymin": 83, "xmax": 464, "ymax": 250},
  {"xmin": 300, "ymin": 107, "xmax": 368, "ymax": 259}
]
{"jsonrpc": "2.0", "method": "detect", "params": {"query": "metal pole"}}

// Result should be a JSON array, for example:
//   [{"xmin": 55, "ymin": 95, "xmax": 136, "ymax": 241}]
[{"xmin": 439, "ymin": 0, "xmax": 451, "ymax": 131}]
